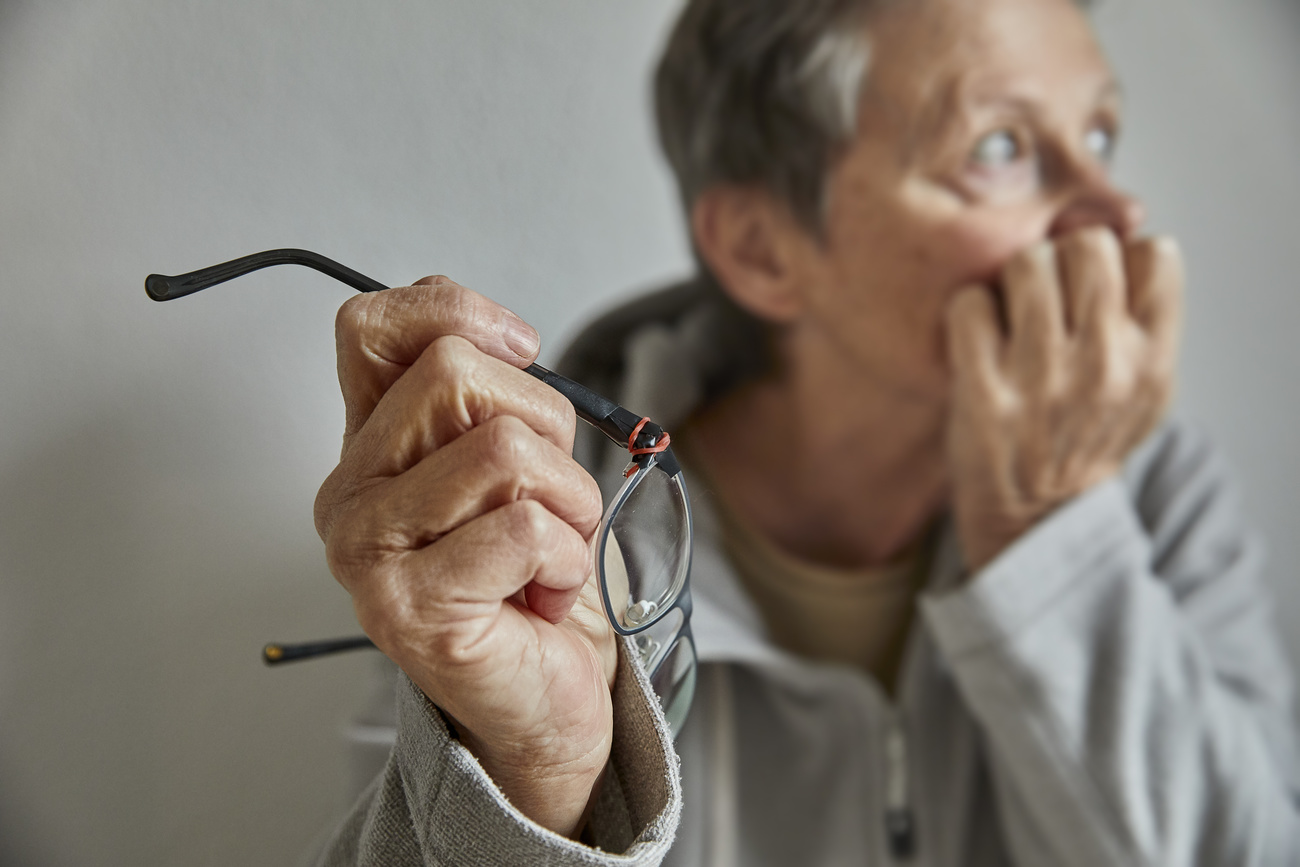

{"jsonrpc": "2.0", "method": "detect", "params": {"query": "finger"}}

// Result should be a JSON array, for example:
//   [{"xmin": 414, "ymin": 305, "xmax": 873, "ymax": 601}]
[
  {"xmin": 335, "ymin": 280, "xmax": 541, "ymax": 440},
  {"xmin": 338, "ymin": 415, "xmax": 604, "ymax": 551},
  {"xmin": 1058, "ymin": 227, "xmax": 1126, "ymax": 339},
  {"xmin": 1001, "ymin": 242, "xmax": 1067, "ymax": 374},
  {"xmin": 350, "ymin": 498, "xmax": 592, "ymax": 668},
  {"xmin": 1125, "ymin": 236, "xmax": 1184, "ymax": 371},
  {"xmin": 410, "ymin": 499, "xmax": 591, "ymax": 618},
  {"xmin": 524, "ymin": 580, "xmax": 586, "ymax": 628},
  {"xmin": 341, "ymin": 335, "xmax": 577, "ymax": 482},
  {"xmin": 946, "ymin": 286, "xmax": 1005, "ymax": 398}
]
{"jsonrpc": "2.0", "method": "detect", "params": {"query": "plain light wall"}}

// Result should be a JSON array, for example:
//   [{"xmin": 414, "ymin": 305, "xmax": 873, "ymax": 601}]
[{"xmin": 0, "ymin": 0, "xmax": 1296, "ymax": 864}]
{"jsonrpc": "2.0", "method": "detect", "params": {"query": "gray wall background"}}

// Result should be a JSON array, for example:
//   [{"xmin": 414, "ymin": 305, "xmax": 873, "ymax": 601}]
[{"xmin": 0, "ymin": 0, "xmax": 1296, "ymax": 864}]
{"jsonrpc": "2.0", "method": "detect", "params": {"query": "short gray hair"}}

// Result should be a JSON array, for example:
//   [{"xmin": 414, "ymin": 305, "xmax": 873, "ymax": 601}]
[
  {"xmin": 652, "ymin": 0, "xmax": 1095, "ymax": 389},
  {"xmin": 654, "ymin": 0, "xmax": 878, "ymax": 235},
  {"xmin": 653, "ymin": 0, "xmax": 1094, "ymax": 235}
]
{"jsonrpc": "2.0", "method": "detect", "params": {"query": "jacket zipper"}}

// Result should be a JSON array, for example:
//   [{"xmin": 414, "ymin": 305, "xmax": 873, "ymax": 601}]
[{"xmin": 884, "ymin": 716, "xmax": 916, "ymax": 860}]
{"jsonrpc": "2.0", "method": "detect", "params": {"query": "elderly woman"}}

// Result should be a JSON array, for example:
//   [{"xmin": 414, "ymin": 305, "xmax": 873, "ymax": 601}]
[{"xmin": 312, "ymin": 0, "xmax": 1298, "ymax": 863}]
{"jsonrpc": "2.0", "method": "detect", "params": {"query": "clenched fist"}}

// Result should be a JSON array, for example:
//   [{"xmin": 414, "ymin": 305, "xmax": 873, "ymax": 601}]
[
  {"xmin": 945, "ymin": 228, "xmax": 1183, "ymax": 570},
  {"xmin": 314, "ymin": 277, "xmax": 618, "ymax": 837}
]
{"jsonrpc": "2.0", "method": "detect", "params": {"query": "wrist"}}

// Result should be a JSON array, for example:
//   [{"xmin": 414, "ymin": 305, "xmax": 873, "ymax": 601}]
[
  {"xmin": 956, "ymin": 472, "xmax": 1121, "ymax": 571},
  {"xmin": 456, "ymin": 724, "xmax": 612, "ymax": 838},
  {"xmin": 954, "ymin": 498, "xmax": 1047, "ymax": 572}
]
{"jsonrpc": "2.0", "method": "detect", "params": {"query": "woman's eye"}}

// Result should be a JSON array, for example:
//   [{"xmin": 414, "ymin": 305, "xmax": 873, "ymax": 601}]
[
  {"xmin": 970, "ymin": 130, "xmax": 1022, "ymax": 167},
  {"xmin": 1085, "ymin": 127, "xmax": 1116, "ymax": 162}
]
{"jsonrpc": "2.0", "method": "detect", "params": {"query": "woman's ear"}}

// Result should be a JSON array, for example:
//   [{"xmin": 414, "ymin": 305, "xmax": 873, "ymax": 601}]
[{"xmin": 691, "ymin": 186, "xmax": 813, "ymax": 323}]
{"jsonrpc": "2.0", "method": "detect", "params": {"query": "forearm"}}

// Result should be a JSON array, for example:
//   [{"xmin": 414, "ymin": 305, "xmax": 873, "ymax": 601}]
[
  {"xmin": 313, "ymin": 639, "xmax": 682, "ymax": 867},
  {"xmin": 925, "ymin": 480, "xmax": 1299, "ymax": 866}
]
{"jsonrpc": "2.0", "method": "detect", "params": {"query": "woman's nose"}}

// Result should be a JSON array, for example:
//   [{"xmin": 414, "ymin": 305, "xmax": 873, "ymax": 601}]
[{"xmin": 1048, "ymin": 169, "xmax": 1146, "ymax": 240}]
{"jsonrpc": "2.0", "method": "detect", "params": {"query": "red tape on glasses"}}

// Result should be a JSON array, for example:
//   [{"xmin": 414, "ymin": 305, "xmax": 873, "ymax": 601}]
[
  {"xmin": 624, "ymin": 417, "xmax": 672, "ymax": 477},
  {"xmin": 627, "ymin": 417, "xmax": 672, "ymax": 456}
]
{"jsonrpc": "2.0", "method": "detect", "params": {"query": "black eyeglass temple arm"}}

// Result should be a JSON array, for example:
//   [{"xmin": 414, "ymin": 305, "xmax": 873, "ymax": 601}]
[
  {"xmin": 263, "ymin": 636, "xmax": 376, "ymax": 665},
  {"xmin": 523, "ymin": 363, "xmax": 656, "ymax": 448},
  {"xmin": 146, "ymin": 250, "xmax": 663, "ymax": 450},
  {"xmin": 146, "ymin": 248, "xmax": 389, "ymax": 300}
]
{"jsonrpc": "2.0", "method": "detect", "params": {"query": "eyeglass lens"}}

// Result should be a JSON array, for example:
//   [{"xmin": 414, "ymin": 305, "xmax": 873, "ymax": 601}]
[
  {"xmin": 600, "ymin": 460, "xmax": 692, "ymax": 632},
  {"xmin": 631, "ymin": 606, "xmax": 697, "ymax": 739},
  {"xmin": 651, "ymin": 631, "xmax": 697, "ymax": 738},
  {"xmin": 600, "ymin": 458, "xmax": 696, "ymax": 737}
]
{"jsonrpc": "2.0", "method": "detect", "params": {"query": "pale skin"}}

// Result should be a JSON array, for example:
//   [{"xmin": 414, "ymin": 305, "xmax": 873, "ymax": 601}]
[{"xmin": 313, "ymin": 0, "xmax": 1182, "ymax": 839}]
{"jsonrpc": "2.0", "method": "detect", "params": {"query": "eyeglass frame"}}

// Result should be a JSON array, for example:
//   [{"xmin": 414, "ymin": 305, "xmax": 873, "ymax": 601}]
[{"xmin": 146, "ymin": 248, "xmax": 697, "ymax": 711}]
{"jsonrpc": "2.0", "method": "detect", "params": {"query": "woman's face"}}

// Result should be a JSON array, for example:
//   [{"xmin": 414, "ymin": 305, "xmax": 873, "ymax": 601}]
[{"xmin": 798, "ymin": 0, "xmax": 1141, "ymax": 402}]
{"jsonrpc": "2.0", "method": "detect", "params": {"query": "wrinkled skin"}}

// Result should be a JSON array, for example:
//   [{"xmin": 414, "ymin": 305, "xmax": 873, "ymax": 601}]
[
  {"xmin": 945, "ymin": 233, "xmax": 1180, "ymax": 568},
  {"xmin": 313, "ymin": 0, "xmax": 1182, "ymax": 839},
  {"xmin": 690, "ymin": 0, "xmax": 1181, "ymax": 571},
  {"xmin": 314, "ymin": 278, "xmax": 616, "ymax": 836}
]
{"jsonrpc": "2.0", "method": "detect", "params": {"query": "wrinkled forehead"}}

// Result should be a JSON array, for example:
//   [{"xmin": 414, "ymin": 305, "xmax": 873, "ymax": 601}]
[{"xmin": 858, "ymin": 0, "xmax": 1116, "ymax": 136}]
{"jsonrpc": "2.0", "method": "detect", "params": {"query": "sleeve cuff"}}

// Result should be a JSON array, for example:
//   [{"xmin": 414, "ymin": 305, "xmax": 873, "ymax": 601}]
[
  {"xmin": 922, "ymin": 479, "xmax": 1152, "ymax": 659},
  {"xmin": 393, "ymin": 635, "xmax": 681, "ymax": 866}
]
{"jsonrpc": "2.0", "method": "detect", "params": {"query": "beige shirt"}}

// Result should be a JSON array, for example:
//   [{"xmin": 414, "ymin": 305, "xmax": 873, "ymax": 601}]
[{"xmin": 678, "ymin": 441, "xmax": 932, "ymax": 694}]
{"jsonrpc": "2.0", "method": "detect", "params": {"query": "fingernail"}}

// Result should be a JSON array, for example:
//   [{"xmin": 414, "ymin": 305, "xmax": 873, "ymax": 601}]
[
  {"xmin": 1154, "ymin": 235, "xmax": 1182, "ymax": 257},
  {"xmin": 503, "ymin": 315, "xmax": 540, "ymax": 359}
]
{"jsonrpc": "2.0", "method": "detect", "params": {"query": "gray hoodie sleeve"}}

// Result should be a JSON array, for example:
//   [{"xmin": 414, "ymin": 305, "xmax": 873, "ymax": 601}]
[
  {"xmin": 313, "ymin": 636, "xmax": 682, "ymax": 867},
  {"xmin": 922, "ymin": 422, "xmax": 1300, "ymax": 866}
]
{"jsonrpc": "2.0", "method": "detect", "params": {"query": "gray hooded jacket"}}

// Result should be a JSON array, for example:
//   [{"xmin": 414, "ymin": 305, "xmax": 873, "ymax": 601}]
[{"xmin": 316, "ymin": 282, "xmax": 1300, "ymax": 866}]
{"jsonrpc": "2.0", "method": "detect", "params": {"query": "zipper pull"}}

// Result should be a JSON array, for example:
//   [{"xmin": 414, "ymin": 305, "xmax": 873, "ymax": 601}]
[{"xmin": 885, "ymin": 721, "xmax": 915, "ymax": 859}]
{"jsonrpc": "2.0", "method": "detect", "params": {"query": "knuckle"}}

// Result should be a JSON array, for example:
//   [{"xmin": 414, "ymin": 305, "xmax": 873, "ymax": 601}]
[
  {"xmin": 987, "ymin": 382, "xmax": 1020, "ymax": 419},
  {"xmin": 504, "ymin": 498, "xmax": 555, "ymax": 547},
  {"xmin": 1097, "ymin": 378, "xmax": 1128, "ymax": 408},
  {"xmin": 475, "ymin": 414, "xmax": 535, "ymax": 467},
  {"xmin": 354, "ymin": 587, "xmax": 411, "ymax": 652},
  {"xmin": 554, "ymin": 398, "xmax": 579, "ymax": 449},
  {"xmin": 313, "ymin": 469, "xmax": 348, "ymax": 541},
  {"xmin": 1083, "ymin": 354, "xmax": 1130, "ymax": 407},
  {"xmin": 322, "ymin": 505, "xmax": 374, "ymax": 575},
  {"xmin": 1061, "ymin": 226, "xmax": 1111, "ymax": 258},
  {"xmin": 335, "ymin": 293, "xmax": 378, "ymax": 348},
  {"xmin": 321, "ymin": 485, "xmax": 405, "ymax": 572},
  {"xmin": 1032, "ymin": 360, "xmax": 1068, "ymax": 403},
  {"xmin": 956, "ymin": 364, "xmax": 1014, "ymax": 417},
  {"xmin": 1001, "ymin": 251, "xmax": 1040, "ymax": 288},
  {"xmin": 1047, "ymin": 364, "xmax": 1073, "ymax": 402},
  {"xmin": 423, "ymin": 332, "xmax": 476, "ymax": 372},
  {"xmin": 408, "ymin": 334, "xmax": 478, "ymax": 394},
  {"xmin": 426, "ymin": 627, "xmax": 472, "ymax": 669}
]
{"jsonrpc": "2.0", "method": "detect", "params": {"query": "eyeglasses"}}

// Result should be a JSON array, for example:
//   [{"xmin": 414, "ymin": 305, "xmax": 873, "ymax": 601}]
[{"xmin": 146, "ymin": 249, "xmax": 698, "ymax": 737}]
